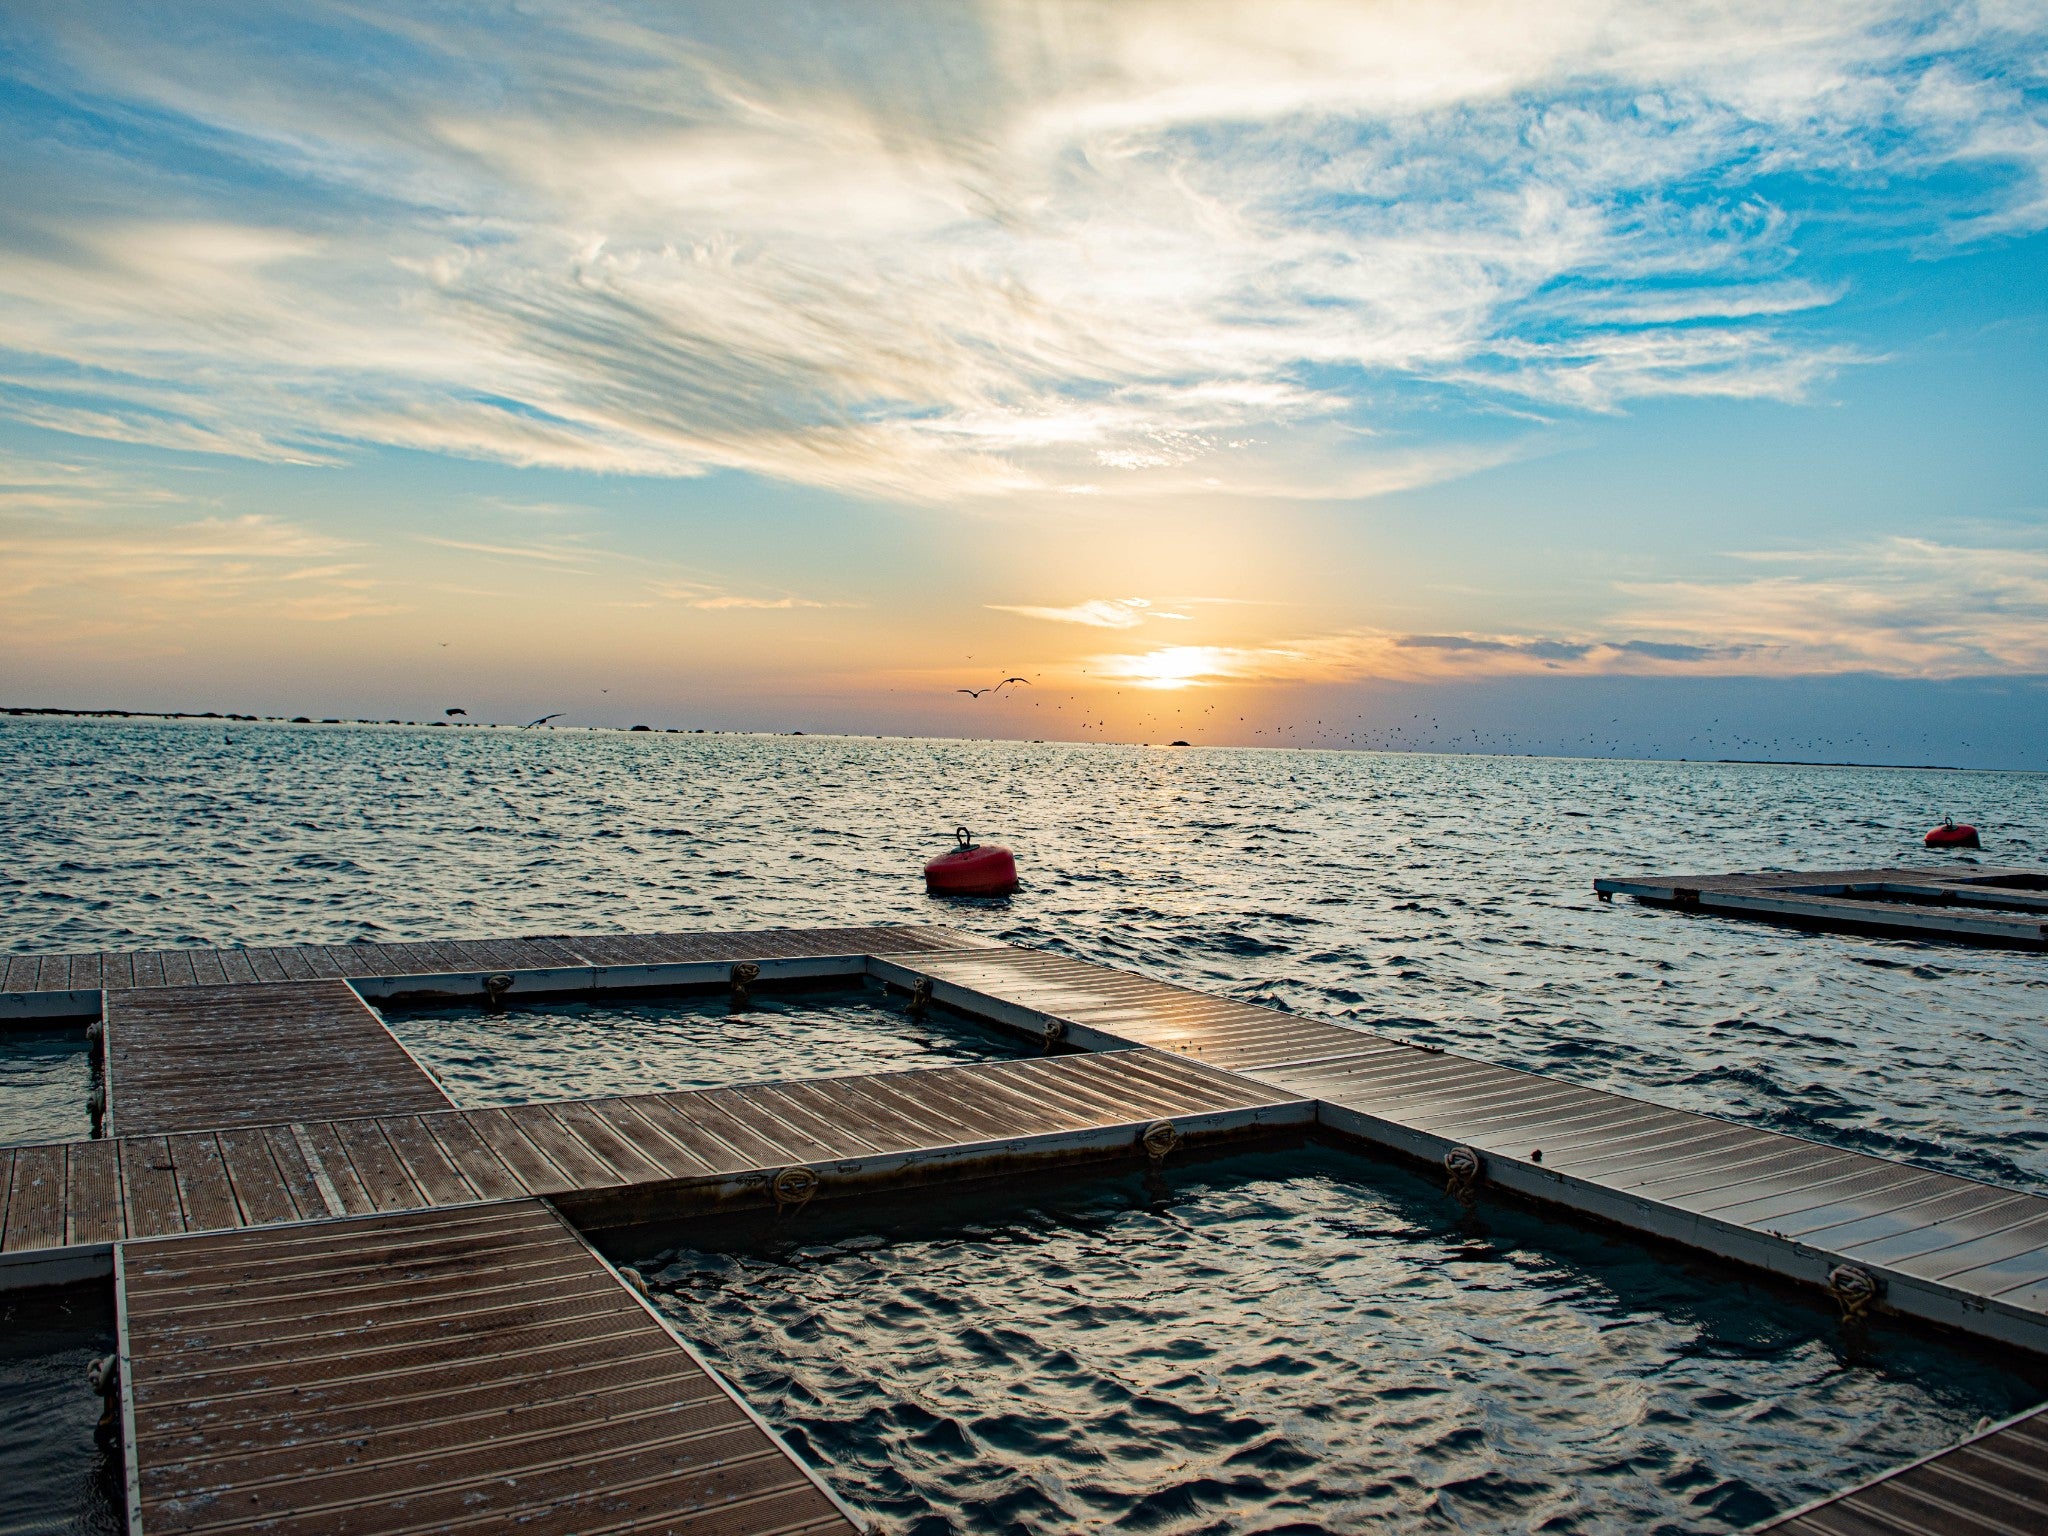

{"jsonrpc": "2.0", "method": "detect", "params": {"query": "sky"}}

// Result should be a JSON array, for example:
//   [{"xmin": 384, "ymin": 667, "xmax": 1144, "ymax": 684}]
[{"xmin": 1, "ymin": 1, "xmax": 2045, "ymax": 765}]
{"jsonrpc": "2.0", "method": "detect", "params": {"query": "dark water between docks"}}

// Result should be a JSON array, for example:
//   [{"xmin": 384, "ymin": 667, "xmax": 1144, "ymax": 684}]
[
  {"xmin": 0, "ymin": 1285, "xmax": 120, "ymax": 1536},
  {"xmin": 622, "ymin": 1144, "xmax": 2048, "ymax": 1536}
]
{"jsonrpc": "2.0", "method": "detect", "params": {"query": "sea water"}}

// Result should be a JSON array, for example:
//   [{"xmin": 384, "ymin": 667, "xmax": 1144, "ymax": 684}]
[
  {"xmin": 4, "ymin": 718, "xmax": 2046, "ymax": 1532},
  {"xmin": 4, "ymin": 718, "xmax": 2042, "ymax": 1182},
  {"xmin": 621, "ymin": 1145, "xmax": 2048, "ymax": 1536}
]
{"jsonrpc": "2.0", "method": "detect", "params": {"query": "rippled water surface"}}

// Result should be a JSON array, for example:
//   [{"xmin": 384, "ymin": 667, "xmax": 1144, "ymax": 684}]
[
  {"xmin": 5, "ymin": 718, "xmax": 2043, "ymax": 1183},
  {"xmin": 0, "ymin": 1284, "xmax": 121, "ymax": 1536},
  {"xmin": 0, "ymin": 1028, "xmax": 89, "ymax": 1146},
  {"xmin": 5, "ymin": 719, "xmax": 2048, "ymax": 1532},
  {"xmin": 380, "ymin": 985, "xmax": 1034, "ymax": 1106},
  {"xmin": 622, "ymin": 1145, "xmax": 2047, "ymax": 1535}
]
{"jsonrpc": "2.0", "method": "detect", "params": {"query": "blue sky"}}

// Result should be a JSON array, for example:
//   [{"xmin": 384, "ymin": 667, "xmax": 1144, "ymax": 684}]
[{"xmin": 1, "ymin": 2, "xmax": 2045, "ymax": 763}]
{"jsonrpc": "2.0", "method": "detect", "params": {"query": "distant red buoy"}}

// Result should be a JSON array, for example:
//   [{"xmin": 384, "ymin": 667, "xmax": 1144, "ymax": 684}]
[
  {"xmin": 1925, "ymin": 818, "xmax": 1981, "ymax": 849},
  {"xmin": 924, "ymin": 827, "xmax": 1018, "ymax": 896}
]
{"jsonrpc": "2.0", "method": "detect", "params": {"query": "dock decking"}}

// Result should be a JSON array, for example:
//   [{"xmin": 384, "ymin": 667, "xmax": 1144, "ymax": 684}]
[
  {"xmin": 0, "ymin": 922, "xmax": 991, "ymax": 1020},
  {"xmin": 875, "ymin": 942, "xmax": 2048, "ymax": 1355},
  {"xmin": 3, "ymin": 1046, "xmax": 1308, "ymax": 1285},
  {"xmin": 1755, "ymin": 1402, "xmax": 2048, "ymax": 1536},
  {"xmin": 1595, "ymin": 866, "xmax": 2048, "ymax": 947},
  {"xmin": 119, "ymin": 1200, "xmax": 863, "ymax": 1535},
  {"xmin": 2, "ymin": 920, "xmax": 2045, "ymax": 1533},
  {"xmin": 106, "ymin": 980, "xmax": 452, "ymax": 1136}
]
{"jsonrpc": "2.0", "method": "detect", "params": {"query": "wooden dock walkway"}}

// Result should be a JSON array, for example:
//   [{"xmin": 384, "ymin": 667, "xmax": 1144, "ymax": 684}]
[
  {"xmin": 0, "ymin": 923, "xmax": 990, "ymax": 1019},
  {"xmin": 1595, "ymin": 866, "xmax": 2048, "ymax": 947},
  {"xmin": 119, "ymin": 1200, "xmax": 864, "ymax": 1534},
  {"xmin": 3, "ymin": 1046, "xmax": 1308, "ymax": 1286},
  {"xmin": 1754, "ymin": 1402, "xmax": 2048, "ymax": 1536},
  {"xmin": 3, "ymin": 920, "xmax": 2045, "ymax": 1533},
  {"xmin": 106, "ymin": 980, "xmax": 452, "ymax": 1137},
  {"xmin": 875, "ymin": 943, "xmax": 2048, "ymax": 1355}
]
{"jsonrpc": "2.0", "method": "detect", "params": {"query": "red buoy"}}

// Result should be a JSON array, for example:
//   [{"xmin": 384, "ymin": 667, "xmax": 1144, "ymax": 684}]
[
  {"xmin": 924, "ymin": 827, "xmax": 1018, "ymax": 896},
  {"xmin": 1925, "ymin": 818, "xmax": 1981, "ymax": 849}
]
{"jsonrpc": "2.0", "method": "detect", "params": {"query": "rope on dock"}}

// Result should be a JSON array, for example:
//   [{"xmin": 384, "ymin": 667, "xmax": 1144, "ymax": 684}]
[
  {"xmin": 907, "ymin": 975, "xmax": 932, "ymax": 1018},
  {"xmin": 730, "ymin": 962, "xmax": 759, "ymax": 1009},
  {"xmin": 1444, "ymin": 1144, "xmax": 1484, "ymax": 1205},
  {"xmin": 482, "ymin": 973, "xmax": 513, "ymax": 1010},
  {"xmin": 86, "ymin": 1353, "xmax": 119, "ymax": 1444},
  {"xmin": 1142, "ymin": 1119, "xmax": 1181, "ymax": 1162},
  {"xmin": 1827, "ymin": 1263, "xmax": 1882, "ymax": 1324},
  {"xmin": 773, "ymin": 1164, "xmax": 820, "ymax": 1214},
  {"xmin": 1043, "ymin": 1016, "xmax": 1067, "ymax": 1051}
]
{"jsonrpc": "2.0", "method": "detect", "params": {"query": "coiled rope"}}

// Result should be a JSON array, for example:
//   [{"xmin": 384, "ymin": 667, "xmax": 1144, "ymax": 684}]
[
  {"xmin": 773, "ymin": 1164, "xmax": 820, "ymax": 1215},
  {"xmin": 87, "ymin": 1353, "xmax": 119, "ymax": 1444},
  {"xmin": 1042, "ymin": 1017, "xmax": 1067, "ymax": 1051},
  {"xmin": 1443, "ymin": 1145, "xmax": 1484, "ymax": 1205},
  {"xmin": 730, "ymin": 962, "xmax": 759, "ymax": 1009},
  {"xmin": 907, "ymin": 975, "xmax": 932, "ymax": 1018},
  {"xmin": 1141, "ymin": 1120, "xmax": 1181, "ymax": 1163},
  {"xmin": 1826, "ymin": 1263, "xmax": 1882, "ymax": 1325},
  {"xmin": 482, "ymin": 973, "xmax": 513, "ymax": 1010}
]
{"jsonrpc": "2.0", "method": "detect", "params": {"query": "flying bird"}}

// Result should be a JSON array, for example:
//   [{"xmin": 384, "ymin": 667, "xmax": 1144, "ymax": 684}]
[
  {"xmin": 957, "ymin": 677, "xmax": 1032, "ymax": 698},
  {"xmin": 524, "ymin": 713, "xmax": 564, "ymax": 727}
]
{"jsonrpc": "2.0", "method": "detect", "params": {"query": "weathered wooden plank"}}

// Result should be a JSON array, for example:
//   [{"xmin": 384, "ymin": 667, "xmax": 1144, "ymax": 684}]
[
  {"xmin": 166, "ymin": 1132, "xmax": 242, "ymax": 1233},
  {"xmin": 293, "ymin": 1121, "xmax": 379, "ymax": 1218},
  {"xmin": 328, "ymin": 1119, "xmax": 423, "ymax": 1212},
  {"xmin": 460, "ymin": 1109, "xmax": 575, "ymax": 1196},
  {"xmin": 546, "ymin": 1101, "xmax": 674, "ymax": 1185},
  {"xmin": 215, "ymin": 1128, "xmax": 301, "ymax": 1227},
  {"xmin": 423, "ymin": 1114, "xmax": 530, "ymax": 1202},
  {"xmin": 119, "ymin": 1202, "xmax": 860, "ymax": 1536},
  {"xmin": 119, "ymin": 1137, "xmax": 187, "ymax": 1239},
  {"xmin": 2, "ymin": 1144, "xmax": 67, "ymax": 1253},
  {"xmin": 499, "ymin": 1106, "xmax": 623, "ymax": 1189},
  {"xmin": 65, "ymin": 1139, "xmax": 123, "ymax": 1245},
  {"xmin": 260, "ymin": 1123, "xmax": 333, "ymax": 1221},
  {"xmin": 377, "ymin": 1115, "xmax": 478, "ymax": 1206}
]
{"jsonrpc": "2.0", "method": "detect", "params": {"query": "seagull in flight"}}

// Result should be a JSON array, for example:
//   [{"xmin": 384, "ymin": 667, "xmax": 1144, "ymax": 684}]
[
  {"xmin": 524, "ymin": 713, "xmax": 563, "ymax": 728},
  {"xmin": 957, "ymin": 677, "xmax": 1031, "ymax": 698}
]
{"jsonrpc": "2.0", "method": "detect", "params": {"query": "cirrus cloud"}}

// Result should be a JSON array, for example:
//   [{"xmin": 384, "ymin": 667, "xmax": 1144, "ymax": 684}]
[{"xmin": 0, "ymin": 2, "xmax": 2043, "ymax": 505}]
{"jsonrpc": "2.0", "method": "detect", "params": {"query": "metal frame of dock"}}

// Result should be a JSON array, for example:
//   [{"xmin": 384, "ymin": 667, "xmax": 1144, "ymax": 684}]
[{"xmin": 2, "ymin": 920, "xmax": 2045, "ymax": 1532}]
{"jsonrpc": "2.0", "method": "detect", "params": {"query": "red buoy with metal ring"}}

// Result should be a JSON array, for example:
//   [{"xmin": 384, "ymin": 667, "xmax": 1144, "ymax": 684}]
[
  {"xmin": 924, "ymin": 827, "xmax": 1018, "ymax": 896},
  {"xmin": 1925, "ymin": 818, "xmax": 1981, "ymax": 849}
]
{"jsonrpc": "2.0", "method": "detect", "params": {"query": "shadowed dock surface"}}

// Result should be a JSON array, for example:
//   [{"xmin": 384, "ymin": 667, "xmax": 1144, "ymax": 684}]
[{"xmin": 1755, "ymin": 1402, "xmax": 2048, "ymax": 1536}]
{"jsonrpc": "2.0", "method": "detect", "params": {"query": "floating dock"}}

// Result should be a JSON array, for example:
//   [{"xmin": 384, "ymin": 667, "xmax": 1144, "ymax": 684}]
[
  {"xmin": 1, "ymin": 920, "xmax": 2044, "ymax": 1532},
  {"xmin": 119, "ymin": 1201, "xmax": 866, "ymax": 1535},
  {"xmin": 1756, "ymin": 1401, "xmax": 2047, "ymax": 1535},
  {"xmin": 1595, "ymin": 865, "xmax": 2048, "ymax": 947}
]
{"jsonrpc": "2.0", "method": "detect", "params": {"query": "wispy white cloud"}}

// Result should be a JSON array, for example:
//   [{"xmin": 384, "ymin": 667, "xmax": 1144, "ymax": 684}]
[
  {"xmin": 0, "ymin": 3, "xmax": 2042, "ymax": 503},
  {"xmin": 649, "ymin": 579, "xmax": 855, "ymax": 611},
  {"xmin": 988, "ymin": 596, "xmax": 1160, "ymax": 628}
]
